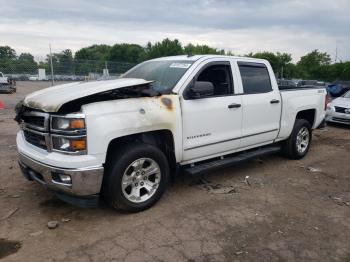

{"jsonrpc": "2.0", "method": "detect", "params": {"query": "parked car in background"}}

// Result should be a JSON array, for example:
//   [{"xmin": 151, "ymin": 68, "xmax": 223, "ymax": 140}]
[
  {"xmin": 326, "ymin": 90, "xmax": 350, "ymax": 125},
  {"xmin": 277, "ymin": 79, "xmax": 298, "ymax": 89},
  {"xmin": 0, "ymin": 72, "xmax": 8, "ymax": 84},
  {"xmin": 29, "ymin": 76, "xmax": 39, "ymax": 81},
  {"xmin": 298, "ymin": 80, "xmax": 326, "ymax": 87},
  {"xmin": 327, "ymin": 81, "xmax": 350, "ymax": 98},
  {"xmin": 278, "ymin": 79, "xmax": 327, "ymax": 90},
  {"xmin": 0, "ymin": 72, "xmax": 16, "ymax": 93}
]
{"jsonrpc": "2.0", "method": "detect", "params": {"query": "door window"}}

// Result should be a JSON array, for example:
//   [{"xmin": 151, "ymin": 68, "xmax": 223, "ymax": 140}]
[
  {"xmin": 238, "ymin": 62, "xmax": 272, "ymax": 94},
  {"xmin": 196, "ymin": 64, "xmax": 233, "ymax": 97}
]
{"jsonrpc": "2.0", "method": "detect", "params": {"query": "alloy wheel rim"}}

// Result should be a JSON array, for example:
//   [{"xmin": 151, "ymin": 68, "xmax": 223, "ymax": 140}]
[
  {"xmin": 296, "ymin": 127, "xmax": 310, "ymax": 154},
  {"xmin": 121, "ymin": 158, "xmax": 161, "ymax": 203}
]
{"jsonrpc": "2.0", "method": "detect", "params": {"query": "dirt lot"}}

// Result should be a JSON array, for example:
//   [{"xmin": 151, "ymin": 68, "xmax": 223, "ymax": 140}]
[{"xmin": 0, "ymin": 82, "xmax": 349, "ymax": 262}]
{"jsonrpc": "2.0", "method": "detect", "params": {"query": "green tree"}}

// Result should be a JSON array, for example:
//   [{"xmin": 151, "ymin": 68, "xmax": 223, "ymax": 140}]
[
  {"xmin": 248, "ymin": 51, "xmax": 292, "ymax": 78},
  {"xmin": 16, "ymin": 53, "xmax": 38, "ymax": 74},
  {"xmin": 296, "ymin": 49, "xmax": 331, "ymax": 79},
  {"xmin": 45, "ymin": 49, "xmax": 74, "ymax": 74},
  {"xmin": 74, "ymin": 45, "xmax": 112, "ymax": 74},
  {"xmin": 75, "ymin": 45, "xmax": 111, "ymax": 61},
  {"xmin": 57, "ymin": 49, "xmax": 74, "ymax": 74},
  {"xmin": 0, "ymin": 46, "xmax": 17, "ymax": 73},
  {"xmin": 183, "ymin": 43, "xmax": 224, "ymax": 55},
  {"xmin": 146, "ymin": 38, "xmax": 184, "ymax": 59},
  {"xmin": 108, "ymin": 43, "xmax": 145, "ymax": 63},
  {"xmin": 0, "ymin": 46, "xmax": 16, "ymax": 60}
]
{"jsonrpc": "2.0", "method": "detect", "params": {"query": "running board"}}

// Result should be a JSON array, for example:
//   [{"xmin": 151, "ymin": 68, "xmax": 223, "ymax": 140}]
[{"xmin": 183, "ymin": 146, "xmax": 281, "ymax": 176}]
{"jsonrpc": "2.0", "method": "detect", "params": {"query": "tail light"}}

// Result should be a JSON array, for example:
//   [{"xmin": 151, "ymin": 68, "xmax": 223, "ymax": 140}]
[{"xmin": 325, "ymin": 93, "xmax": 330, "ymax": 111}]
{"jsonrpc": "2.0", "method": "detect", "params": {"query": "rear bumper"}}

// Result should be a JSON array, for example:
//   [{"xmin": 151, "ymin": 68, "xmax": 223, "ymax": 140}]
[{"xmin": 18, "ymin": 153, "xmax": 104, "ymax": 199}]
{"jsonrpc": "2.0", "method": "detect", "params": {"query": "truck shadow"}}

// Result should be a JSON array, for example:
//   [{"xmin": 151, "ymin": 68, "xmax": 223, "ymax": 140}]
[{"xmin": 326, "ymin": 122, "xmax": 350, "ymax": 130}]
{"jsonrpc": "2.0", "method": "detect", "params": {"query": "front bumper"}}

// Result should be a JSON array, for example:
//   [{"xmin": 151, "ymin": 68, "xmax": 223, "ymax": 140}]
[
  {"xmin": 18, "ymin": 152, "xmax": 104, "ymax": 199},
  {"xmin": 326, "ymin": 111, "xmax": 350, "ymax": 125}
]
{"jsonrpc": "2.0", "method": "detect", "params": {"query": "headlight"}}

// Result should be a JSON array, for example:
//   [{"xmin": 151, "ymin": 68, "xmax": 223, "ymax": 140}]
[
  {"xmin": 326, "ymin": 103, "xmax": 334, "ymax": 111},
  {"xmin": 52, "ymin": 135, "xmax": 87, "ymax": 153},
  {"xmin": 51, "ymin": 115, "xmax": 85, "ymax": 133},
  {"xmin": 50, "ymin": 114, "xmax": 87, "ymax": 154}
]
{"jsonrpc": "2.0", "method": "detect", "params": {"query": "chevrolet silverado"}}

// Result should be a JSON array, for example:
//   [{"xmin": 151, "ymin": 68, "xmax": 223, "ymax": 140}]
[{"xmin": 16, "ymin": 55, "xmax": 327, "ymax": 212}]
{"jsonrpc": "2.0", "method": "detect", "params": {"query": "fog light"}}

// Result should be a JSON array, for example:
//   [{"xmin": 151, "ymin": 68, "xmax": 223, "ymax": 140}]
[
  {"xmin": 52, "ymin": 172, "xmax": 72, "ymax": 185},
  {"xmin": 59, "ymin": 174, "xmax": 72, "ymax": 183}
]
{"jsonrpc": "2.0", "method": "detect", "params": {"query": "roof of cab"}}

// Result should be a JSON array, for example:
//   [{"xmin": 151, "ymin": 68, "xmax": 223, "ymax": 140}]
[{"xmin": 150, "ymin": 54, "xmax": 268, "ymax": 63}]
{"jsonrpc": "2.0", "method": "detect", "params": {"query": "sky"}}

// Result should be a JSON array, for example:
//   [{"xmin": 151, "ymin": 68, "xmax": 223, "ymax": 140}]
[{"xmin": 0, "ymin": 0, "xmax": 349, "ymax": 62}]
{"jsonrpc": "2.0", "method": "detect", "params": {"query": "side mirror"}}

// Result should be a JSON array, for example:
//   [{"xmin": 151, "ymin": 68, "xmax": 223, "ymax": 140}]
[{"xmin": 188, "ymin": 81, "xmax": 214, "ymax": 99}]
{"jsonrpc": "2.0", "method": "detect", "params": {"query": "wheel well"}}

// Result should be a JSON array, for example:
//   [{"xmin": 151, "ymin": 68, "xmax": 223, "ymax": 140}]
[
  {"xmin": 105, "ymin": 130, "xmax": 177, "ymax": 176},
  {"xmin": 296, "ymin": 109, "xmax": 316, "ymax": 127}
]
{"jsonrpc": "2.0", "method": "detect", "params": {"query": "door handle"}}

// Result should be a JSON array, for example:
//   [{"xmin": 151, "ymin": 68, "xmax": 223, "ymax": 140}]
[
  {"xmin": 228, "ymin": 103, "xmax": 241, "ymax": 109},
  {"xmin": 270, "ymin": 99, "xmax": 280, "ymax": 104}
]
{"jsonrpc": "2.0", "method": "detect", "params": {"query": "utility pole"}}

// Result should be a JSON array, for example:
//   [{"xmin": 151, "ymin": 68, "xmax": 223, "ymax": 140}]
[
  {"xmin": 334, "ymin": 40, "xmax": 338, "ymax": 63},
  {"xmin": 49, "ymin": 44, "xmax": 54, "ymax": 86},
  {"xmin": 335, "ymin": 42, "xmax": 338, "ymax": 63},
  {"xmin": 281, "ymin": 66, "xmax": 284, "ymax": 79}
]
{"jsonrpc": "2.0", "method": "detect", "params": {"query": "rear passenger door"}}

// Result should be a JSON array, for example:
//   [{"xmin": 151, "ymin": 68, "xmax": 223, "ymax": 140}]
[{"xmin": 237, "ymin": 61, "xmax": 281, "ymax": 148}]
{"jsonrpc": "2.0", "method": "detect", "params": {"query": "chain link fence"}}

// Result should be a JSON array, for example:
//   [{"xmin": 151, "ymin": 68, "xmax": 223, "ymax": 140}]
[{"xmin": 0, "ymin": 57, "xmax": 135, "ymax": 82}]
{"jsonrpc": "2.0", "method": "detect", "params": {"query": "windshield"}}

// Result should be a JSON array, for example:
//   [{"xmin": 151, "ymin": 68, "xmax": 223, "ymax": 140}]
[
  {"xmin": 343, "ymin": 90, "xmax": 350, "ymax": 98},
  {"xmin": 122, "ymin": 60, "xmax": 194, "ymax": 93}
]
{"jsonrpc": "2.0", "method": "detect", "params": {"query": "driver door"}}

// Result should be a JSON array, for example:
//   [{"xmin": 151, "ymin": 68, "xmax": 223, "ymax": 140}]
[{"xmin": 181, "ymin": 61, "xmax": 243, "ymax": 162}]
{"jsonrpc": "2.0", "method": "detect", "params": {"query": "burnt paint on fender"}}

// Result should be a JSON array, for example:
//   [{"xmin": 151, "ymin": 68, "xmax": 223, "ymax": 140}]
[{"xmin": 160, "ymin": 97, "xmax": 173, "ymax": 111}]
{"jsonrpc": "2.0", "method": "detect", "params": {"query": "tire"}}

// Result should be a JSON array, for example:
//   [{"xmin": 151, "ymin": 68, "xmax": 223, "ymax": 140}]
[
  {"xmin": 103, "ymin": 143, "xmax": 170, "ymax": 212},
  {"xmin": 282, "ymin": 119, "xmax": 312, "ymax": 159}
]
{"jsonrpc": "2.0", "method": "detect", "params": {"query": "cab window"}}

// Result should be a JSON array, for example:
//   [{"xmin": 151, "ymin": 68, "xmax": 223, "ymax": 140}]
[
  {"xmin": 196, "ymin": 63, "xmax": 233, "ymax": 97},
  {"xmin": 238, "ymin": 62, "xmax": 272, "ymax": 94}
]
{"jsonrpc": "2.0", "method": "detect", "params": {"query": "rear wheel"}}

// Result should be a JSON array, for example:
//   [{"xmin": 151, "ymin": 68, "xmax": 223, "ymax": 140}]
[
  {"xmin": 282, "ymin": 119, "xmax": 312, "ymax": 159},
  {"xmin": 103, "ymin": 143, "xmax": 170, "ymax": 212}
]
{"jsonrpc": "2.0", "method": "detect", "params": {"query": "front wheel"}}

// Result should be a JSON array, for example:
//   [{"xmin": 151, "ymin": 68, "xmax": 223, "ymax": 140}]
[
  {"xmin": 282, "ymin": 119, "xmax": 312, "ymax": 159},
  {"xmin": 103, "ymin": 143, "xmax": 170, "ymax": 212}
]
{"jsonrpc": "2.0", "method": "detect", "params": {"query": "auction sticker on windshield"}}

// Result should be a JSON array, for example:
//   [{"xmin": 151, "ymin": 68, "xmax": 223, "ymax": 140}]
[{"xmin": 169, "ymin": 63, "xmax": 192, "ymax": 69}]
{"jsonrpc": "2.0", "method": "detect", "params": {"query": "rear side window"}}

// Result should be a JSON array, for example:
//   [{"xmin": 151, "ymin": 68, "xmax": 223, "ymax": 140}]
[{"xmin": 238, "ymin": 62, "xmax": 272, "ymax": 94}]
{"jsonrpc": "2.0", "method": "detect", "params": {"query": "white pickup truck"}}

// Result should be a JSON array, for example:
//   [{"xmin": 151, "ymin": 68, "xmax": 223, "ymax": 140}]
[
  {"xmin": 0, "ymin": 72, "xmax": 16, "ymax": 93},
  {"xmin": 0, "ymin": 72, "xmax": 8, "ymax": 84},
  {"xmin": 16, "ymin": 55, "xmax": 327, "ymax": 212}
]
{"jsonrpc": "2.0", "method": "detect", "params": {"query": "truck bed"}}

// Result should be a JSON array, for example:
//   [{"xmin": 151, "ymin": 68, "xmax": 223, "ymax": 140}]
[{"xmin": 277, "ymin": 87, "xmax": 326, "ymax": 141}]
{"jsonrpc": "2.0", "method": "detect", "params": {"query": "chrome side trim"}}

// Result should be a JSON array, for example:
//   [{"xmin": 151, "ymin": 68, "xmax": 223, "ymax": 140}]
[{"xmin": 184, "ymin": 129, "xmax": 279, "ymax": 151}]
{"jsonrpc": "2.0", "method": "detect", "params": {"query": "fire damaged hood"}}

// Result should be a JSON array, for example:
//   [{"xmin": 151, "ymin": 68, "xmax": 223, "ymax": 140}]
[{"xmin": 23, "ymin": 78, "xmax": 154, "ymax": 112}]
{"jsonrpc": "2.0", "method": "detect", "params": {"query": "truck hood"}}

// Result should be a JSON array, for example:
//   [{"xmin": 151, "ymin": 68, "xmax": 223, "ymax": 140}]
[
  {"xmin": 332, "ymin": 97, "xmax": 350, "ymax": 107},
  {"xmin": 23, "ymin": 78, "xmax": 153, "ymax": 112}
]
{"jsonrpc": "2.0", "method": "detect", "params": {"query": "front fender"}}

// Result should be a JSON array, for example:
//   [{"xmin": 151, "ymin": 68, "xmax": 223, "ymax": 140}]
[{"xmin": 82, "ymin": 95, "xmax": 182, "ymax": 162}]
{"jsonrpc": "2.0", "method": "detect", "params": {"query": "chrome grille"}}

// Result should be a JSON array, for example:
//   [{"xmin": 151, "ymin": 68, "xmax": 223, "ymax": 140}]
[
  {"xmin": 21, "ymin": 110, "xmax": 50, "ymax": 150},
  {"xmin": 20, "ymin": 110, "xmax": 86, "ymax": 154},
  {"xmin": 22, "ymin": 111, "xmax": 49, "ymax": 132},
  {"xmin": 22, "ymin": 115, "xmax": 45, "ymax": 127},
  {"xmin": 334, "ymin": 106, "xmax": 349, "ymax": 114},
  {"xmin": 23, "ymin": 129, "xmax": 48, "ymax": 150}
]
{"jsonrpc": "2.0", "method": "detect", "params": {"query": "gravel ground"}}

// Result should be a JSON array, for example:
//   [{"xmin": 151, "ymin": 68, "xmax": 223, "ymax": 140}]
[{"xmin": 0, "ymin": 82, "xmax": 349, "ymax": 262}]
